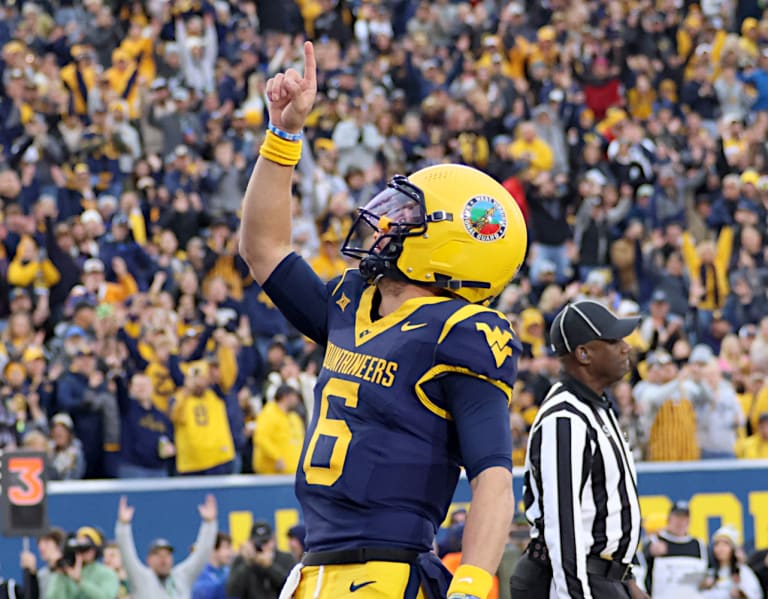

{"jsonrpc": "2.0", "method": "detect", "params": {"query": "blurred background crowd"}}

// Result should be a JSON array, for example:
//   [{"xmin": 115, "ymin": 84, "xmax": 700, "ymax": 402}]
[
  {"xmin": 9, "ymin": 501, "xmax": 768, "ymax": 598},
  {"xmin": 1, "ymin": 0, "xmax": 768, "ymax": 485}
]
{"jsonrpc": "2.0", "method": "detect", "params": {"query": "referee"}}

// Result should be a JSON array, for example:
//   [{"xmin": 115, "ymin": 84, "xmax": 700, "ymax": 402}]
[{"xmin": 510, "ymin": 300, "xmax": 649, "ymax": 599}]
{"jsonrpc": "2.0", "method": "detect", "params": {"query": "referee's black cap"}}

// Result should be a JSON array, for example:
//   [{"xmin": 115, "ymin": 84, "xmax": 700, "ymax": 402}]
[{"xmin": 550, "ymin": 300, "xmax": 640, "ymax": 356}]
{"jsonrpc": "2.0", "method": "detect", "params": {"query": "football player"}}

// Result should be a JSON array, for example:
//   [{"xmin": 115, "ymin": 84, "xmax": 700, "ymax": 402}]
[{"xmin": 239, "ymin": 42, "xmax": 528, "ymax": 599}]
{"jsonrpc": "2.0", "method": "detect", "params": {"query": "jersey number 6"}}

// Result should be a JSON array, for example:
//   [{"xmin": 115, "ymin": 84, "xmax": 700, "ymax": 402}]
[{"xmin": 303, "ymin": 377, "xmax": 359, "ymax": 486}]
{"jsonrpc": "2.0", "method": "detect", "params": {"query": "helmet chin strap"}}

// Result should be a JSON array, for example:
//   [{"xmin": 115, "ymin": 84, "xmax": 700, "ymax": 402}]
[
  {"xmin": 358, "ymin": 239, "xmax": 403, "ymax": 281},
  {"xmin": 360, "ymin": 247, "xmax": 492, "ymax": 295}
]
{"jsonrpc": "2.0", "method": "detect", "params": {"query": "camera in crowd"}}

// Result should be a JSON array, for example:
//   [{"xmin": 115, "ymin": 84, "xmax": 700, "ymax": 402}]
[
  {"xmin": 54, "ymin": 527, "xmax": 103, "ymax": 570},
  {"xmin": 55, "ymin": 537, "xmax": 89, "ymax": 569},
  {"xmin": 250, "ymin": 520, "xmax": 273, "ymax": 551}
]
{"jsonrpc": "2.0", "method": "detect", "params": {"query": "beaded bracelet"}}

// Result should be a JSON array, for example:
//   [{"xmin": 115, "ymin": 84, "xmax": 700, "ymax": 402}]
[{"xmin": 267, "ymin": 122, "xmax": 303, "ymax": 142}]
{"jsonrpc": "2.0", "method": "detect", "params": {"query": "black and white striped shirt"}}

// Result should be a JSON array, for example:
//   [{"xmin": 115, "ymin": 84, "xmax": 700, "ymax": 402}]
[{"xmin": 522, "ymin": 374, "xmax": 642, "ymax": 598}]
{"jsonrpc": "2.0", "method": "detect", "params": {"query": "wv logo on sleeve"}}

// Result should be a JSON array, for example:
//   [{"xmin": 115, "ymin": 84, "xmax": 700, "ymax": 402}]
[{"xmin": 475, "ymin": 322, "xmax": 514, "ymax": 367}]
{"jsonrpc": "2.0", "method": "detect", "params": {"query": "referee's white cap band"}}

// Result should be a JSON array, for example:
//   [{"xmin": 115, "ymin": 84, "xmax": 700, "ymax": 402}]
[{"xmin": 559, "ymin": 304, "xmax": 572, "ymax": 353}]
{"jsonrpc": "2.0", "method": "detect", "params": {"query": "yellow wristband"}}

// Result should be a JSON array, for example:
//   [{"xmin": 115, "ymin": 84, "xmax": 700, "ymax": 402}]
[
  {"xmin": 447, "ymin": 564, "xmax": 493, "ymax": 599},
  {"xmin": 259, "ymin": 130, "xmax": 302, "ymax": 166}
]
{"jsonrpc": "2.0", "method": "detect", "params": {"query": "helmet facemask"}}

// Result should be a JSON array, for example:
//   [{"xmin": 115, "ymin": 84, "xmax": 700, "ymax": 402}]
[{"xmin": 342, "ymin": 175, "xmax": 427, "ymax": 281}]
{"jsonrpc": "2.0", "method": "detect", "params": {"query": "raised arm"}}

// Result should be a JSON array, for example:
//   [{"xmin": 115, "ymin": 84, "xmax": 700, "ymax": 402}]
[
  {"xmin": 202, "ymin": 14, "xmax": 218, "ymax": 68},
  {"xmin": 238, "ymin": 42, "xmax": 317, "ymax": 285},
  {"xmin": 114, "ymin": 496, "xmax": 153, "ymax": 588},
  {"xmin": 174, "ymin": 495, "xmax": 218, "ymax": 584}
]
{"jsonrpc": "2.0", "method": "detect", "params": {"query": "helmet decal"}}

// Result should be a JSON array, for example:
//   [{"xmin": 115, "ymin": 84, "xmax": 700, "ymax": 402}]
[{"xmin": 462, "ymin": 196, "xmax": 507, "ymax": 242}]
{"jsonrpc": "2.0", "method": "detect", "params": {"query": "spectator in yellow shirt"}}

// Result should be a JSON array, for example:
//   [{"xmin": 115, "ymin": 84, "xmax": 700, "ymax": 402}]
[
  {"xmin": 681, "ymin": 226, "xmax": 733, "ymax": 312},
  {"xmin": 527, "ymin": 26, "xmax": 560, "ymax": 70},
  {"xmin": 739, "ymin": 18, "xmax": 759, "ymax": 64},
  {"xmin": 743, "ymin": 373, "xmax": 768, "ymax": 435},
  {"xmin": 105, "ymin": 49, "xmax": 141, "ymax": 120},
  {"xmin": 119, "ymin": 20, "xmax": 156, "ymax": 83},
  {"xmin": 171, "ymin": 361, "xmax": 235, "ymax": 475},
  {"xmin": 736, "ymin": 412, "xmax": 768, "ymax": 459},
  {"xmin": 7, "ymin": 235, "xmax": 60, "ymax": 290},
  {"xmin": 253, "ymin": 385, "xmax": 305, "ymax": 475},
  {"xmin": 509, "ymin": 121, "xmax": 553, "ymax": 180},
  {"xmin": 60, "ymin": 44, "xmax": 97, "ymax": 117},
  {"xmin": 626, "ymin": 73, "xmax": 656, "ymax": 120},
  {"xmin": 309, "ymin": 231, "xmax": 347, "ymax": 282},
  {"xmin": 518, "ymin": 308, "xmax": 546, "ymax": 358}
]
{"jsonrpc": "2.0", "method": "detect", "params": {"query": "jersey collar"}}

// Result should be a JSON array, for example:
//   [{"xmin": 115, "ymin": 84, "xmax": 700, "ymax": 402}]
[
  {"xmin": 560, "ymin": 372, "xmax": 611, "ymax": 409},
  {"xmin": 354, "ymin": 286, "xmax": 450, "ymax": 347}
]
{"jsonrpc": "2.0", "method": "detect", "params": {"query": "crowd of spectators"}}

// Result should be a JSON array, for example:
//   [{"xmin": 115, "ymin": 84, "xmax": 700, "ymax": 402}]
[
  {"xmin": 12, "ymin": 495, "xmax": 305, "ymax": 599},
  {"xmin": 9, "ymin": 502, "xmax": 768, "ymax": 598},
  {"xmin": 2, "ymin": 0, "xmax": 768, "ymax": 480}
]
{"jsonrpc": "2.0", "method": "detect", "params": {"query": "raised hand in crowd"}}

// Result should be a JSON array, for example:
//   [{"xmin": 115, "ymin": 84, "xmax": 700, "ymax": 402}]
[
  {"xmin": 118, "ymin": 495, "xmax": 136, "ymax": 524},
  {"xmin": 197, "ymin": 494, "xmax": 217, "ymax": 522}
]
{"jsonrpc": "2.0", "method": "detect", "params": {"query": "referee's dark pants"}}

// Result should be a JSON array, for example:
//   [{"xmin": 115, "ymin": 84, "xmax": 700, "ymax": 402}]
[{"xmin": 510, "ymin": 553, "xmax": 631, "ymax": 598}]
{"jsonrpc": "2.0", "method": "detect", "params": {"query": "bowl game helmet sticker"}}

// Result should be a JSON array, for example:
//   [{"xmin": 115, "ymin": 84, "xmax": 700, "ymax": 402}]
[{"xmin": 462, "ymin": 195, "xmax": 507, "ymax": 242}]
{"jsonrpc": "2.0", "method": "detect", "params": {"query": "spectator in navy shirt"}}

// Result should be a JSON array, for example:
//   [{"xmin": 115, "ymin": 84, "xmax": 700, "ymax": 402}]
[
  {"xmin": 192, "ymin": 532, "xmax": 234, "ymax": 599},
  {"xmin": 681, "ymin": 60, "xmax": 721, "ymax": 123},
  {"xmin": 54, "ymin": 347, "xmax": 115, "ymax": 479},
  {"xmin": 707, "ymin": 174, "xmax": 744, "ymax": 232},
  {"xmin": 98, "ymin": 214, "xmax": 155, "ymax": 290},
  {"xmin": 116, "ymin": 373, "xmax": 175, "ymax": 479}
]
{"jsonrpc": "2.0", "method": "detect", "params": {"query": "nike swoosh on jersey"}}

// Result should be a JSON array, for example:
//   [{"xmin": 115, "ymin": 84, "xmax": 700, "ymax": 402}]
[
  {"xmin": 456, "ymin": 577, "xmax": 474, "ymax": 584},
  {"xmin": 349, "ymin": 580, "xmax": 376, "ymax": 592},
  {"xmin": 401, "ymin": 321, "xmax": 428, "ymax": 332}
]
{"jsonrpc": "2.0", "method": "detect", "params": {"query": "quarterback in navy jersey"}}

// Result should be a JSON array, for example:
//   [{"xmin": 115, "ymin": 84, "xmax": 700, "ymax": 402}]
[{"xmin": 239, "ymin": 42, "xmax": 528, "ymax": 599}]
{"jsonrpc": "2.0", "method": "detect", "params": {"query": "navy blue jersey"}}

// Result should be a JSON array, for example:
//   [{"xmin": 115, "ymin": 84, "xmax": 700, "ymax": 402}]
[{"xmin": 262, "ymin": 253, "xmax": 521, "ymax": 553}]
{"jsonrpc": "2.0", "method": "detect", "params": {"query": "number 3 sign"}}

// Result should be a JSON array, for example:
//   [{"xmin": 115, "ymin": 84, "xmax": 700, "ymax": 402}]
[{"xmin": 1, "ymin": 451, "xmax": 49, "ymax": 537}]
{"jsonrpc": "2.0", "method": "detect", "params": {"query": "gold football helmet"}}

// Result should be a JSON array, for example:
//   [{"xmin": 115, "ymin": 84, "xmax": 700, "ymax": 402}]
[{"xmin": 342, "ymin": 163, "xmax": 527, "ymax": 303}]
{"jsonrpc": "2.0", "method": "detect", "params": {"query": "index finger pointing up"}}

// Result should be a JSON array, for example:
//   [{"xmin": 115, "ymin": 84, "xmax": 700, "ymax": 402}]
[{"xmin": 303, "ymin": 41, "xmax": 317, "ymax": 87}]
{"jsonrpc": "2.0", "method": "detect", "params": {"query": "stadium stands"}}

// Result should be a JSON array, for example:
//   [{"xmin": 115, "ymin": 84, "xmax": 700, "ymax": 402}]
[{"xmin": 1, "ymin": 0, "xmax": 768, "ymax": 593}]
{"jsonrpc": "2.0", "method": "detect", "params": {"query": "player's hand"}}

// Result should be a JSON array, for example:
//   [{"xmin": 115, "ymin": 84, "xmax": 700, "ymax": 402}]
[
  {"xmin": 118, "ymin": 495, "xmax": 135, "ymax": 524},
  {"xmin": 198, "ymin": 494, "xmax": 217, "ymax": 521},
  {"xmin": 266, "ymin": 41, "xmax": 317, "ymax": 135}
]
